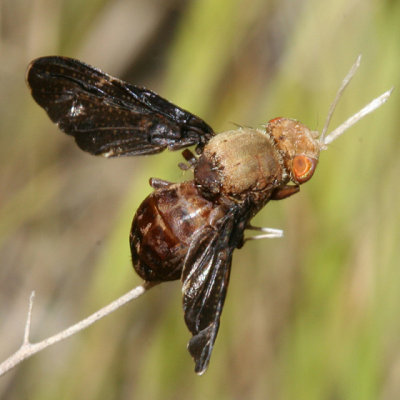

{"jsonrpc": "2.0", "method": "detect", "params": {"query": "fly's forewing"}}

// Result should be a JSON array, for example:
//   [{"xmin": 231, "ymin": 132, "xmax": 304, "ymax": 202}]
[
  {"xmin": 182, "ymin": 208, "xmax": 246, "ymax": 374},
  {"xmin": 26, "ymin": 56, "xmax": 214, "ymax": 157}
]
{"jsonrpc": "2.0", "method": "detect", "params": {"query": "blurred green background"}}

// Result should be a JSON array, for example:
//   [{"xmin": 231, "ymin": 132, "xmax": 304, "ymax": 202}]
[{"xmin": 0, "ymin": 0, "xmax": 399, "ymax": 399}]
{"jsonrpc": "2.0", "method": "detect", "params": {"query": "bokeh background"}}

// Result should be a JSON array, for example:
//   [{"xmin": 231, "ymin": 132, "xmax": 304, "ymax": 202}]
[{"xmin": 1, "ymin": 0, "xmax": 399, "ymax": 399}]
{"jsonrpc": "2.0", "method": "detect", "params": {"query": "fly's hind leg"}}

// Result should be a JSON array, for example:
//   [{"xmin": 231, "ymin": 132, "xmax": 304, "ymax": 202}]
[{"xmin": 149, "ymin": 178, "xmax": 173, "ymax": 189}]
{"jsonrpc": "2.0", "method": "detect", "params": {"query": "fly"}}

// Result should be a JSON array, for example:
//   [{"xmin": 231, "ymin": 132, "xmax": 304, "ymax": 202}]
[{"xmin": 26, "ymin": 55, "xmax": 391, "ymax": 374}]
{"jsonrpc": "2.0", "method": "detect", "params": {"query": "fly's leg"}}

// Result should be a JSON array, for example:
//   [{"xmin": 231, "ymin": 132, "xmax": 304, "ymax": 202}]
[
  {"xmin": 179, "ymin": 149, "xmax": 198, "ymax": 171},
  {"xmin": 149, "ymin": 178, "xmax": 173, "ymax": 189},
  {"xmin": 271, "ymin": 185, "xmax": 299, "ymax": 200},
  {"xmin": 244, "ymin": 225, "xmax": 283, "ymax": 243}
]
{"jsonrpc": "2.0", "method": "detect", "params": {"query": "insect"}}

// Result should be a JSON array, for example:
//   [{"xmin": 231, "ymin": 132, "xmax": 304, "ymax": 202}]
[{"xmin": 26, "ymin": 55, "xmax": 391, "ymax": 375}]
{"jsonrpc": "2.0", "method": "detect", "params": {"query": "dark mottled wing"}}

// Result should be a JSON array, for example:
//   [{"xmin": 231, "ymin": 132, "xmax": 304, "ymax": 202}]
[
  {"xmin": 182, "ymin": 207, "xmax": 246, "ymax": 375},
  {"xmin": 26, "ymin": 56, "xmax": 214, "ymax": 157}
]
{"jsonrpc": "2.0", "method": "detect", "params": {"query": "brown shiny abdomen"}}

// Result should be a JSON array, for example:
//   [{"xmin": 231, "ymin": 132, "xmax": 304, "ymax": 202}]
[{"xmin": 130, "ymin": 181, "xmax": 223, "ymax": 281}]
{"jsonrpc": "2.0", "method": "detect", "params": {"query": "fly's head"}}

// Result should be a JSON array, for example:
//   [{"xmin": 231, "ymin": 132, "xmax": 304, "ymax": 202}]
[
  {"xmin": 266, "ymin": 56, "xmax": 393, "ymax": 188},
  {"xmin": 267, "ymin": 117, "xmax": 322, "ymax": 185}
]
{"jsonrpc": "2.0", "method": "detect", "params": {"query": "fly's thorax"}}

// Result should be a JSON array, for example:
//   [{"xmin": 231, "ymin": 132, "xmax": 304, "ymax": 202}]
[
  {"xmin": 267, "ymin": 117, "xmax": 321, "ymax": 184},
  {"xmin": 194, "ymin": 128, "xmax": 287, "ymax": 198}
]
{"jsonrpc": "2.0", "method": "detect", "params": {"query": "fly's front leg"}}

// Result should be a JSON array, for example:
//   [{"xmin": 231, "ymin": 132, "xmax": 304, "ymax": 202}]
[
  {"xmin": 244, "ymin": 224, "xmax": 283, "ymax": 243},
  {"xmin": 178, "ymin": 149, "xmax": 198, "ymax": 171},
  {"xmin": 271, "ymin": 185, "xmax": 299, "ymax": 200}
]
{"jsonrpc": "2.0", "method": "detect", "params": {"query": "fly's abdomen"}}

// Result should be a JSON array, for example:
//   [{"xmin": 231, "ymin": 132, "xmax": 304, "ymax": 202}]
[{"xmin": 130, "ymin": 181, "xmax": 222, "ymax": 281}]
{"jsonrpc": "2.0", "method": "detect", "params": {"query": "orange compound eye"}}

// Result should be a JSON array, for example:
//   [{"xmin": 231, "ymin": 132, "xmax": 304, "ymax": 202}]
[
  {"xmin": 268, "ymin": 116, "xmax": 283, "ymax": 124},
  {"xmin": 292, "ymin": 155, "xmax": 317, "ymax": 183}
]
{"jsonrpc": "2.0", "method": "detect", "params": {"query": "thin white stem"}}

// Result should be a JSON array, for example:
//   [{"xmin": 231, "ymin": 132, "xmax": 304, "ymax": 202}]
[
  {"xmin": 23, "ymin": 291, "xmax": 35, "ymax": 345},
  {"xmin": 245, "ymin": 233, "xmax": 283, "ymax": 241},
  {"xmin": 323, "ymin": 88, "xmax": 393, "ymax": 145},
  {"xmin": 320, "ymin": 54, "xmax": 362, "ymax": 142},
  {"xmin": 245, "ymin": 226, "xmax": 284, "ymax": 242},
  {"xmin": 0, "ymin": 281, "xmax": 158, "ymax": 377}
]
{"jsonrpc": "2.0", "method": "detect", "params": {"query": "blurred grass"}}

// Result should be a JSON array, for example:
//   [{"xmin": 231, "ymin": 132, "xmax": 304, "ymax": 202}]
[{"xmin": 1, "ymin": 0, "xmax": 400, "ymax": 399}]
